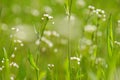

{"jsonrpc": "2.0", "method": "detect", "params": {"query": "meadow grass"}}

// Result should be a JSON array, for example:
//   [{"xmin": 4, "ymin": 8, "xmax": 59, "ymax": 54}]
[{"xmin": 0, "ymin": 0, "xmax": 120, "ymax": 80}]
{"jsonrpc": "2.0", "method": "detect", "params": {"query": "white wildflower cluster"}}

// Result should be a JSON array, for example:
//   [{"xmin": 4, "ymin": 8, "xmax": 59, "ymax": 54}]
[
  {"xmin": 80, "ymin": 38, "xmax": 93, "ymax": 50},
  {"xmin": 14, "ymin": 39, "xmax": 24, "ymax": 47},
  {"xmin": 48, "ymin": 64, "xmax": 54, "ymax": 70},
  {"xmin": 11, "ymin": 24, "xmax": 36, "ymax": 42},
  {"xmin": 95, "ymin": 57, "xmax": 108, "ymax": 68},
  {"xmin": 41, "ymin": 37, "xmax": 53, "ymax": 48},
  {"xmin": 11, "ymin": 27, "xmax": 20, "ymax": 32},
  {"xmin": 44, "ymin": 30, "xmax": 60, "ymax": 37},
  {"xmin": 70, "ymin": 56, "xmax": 81, "ymax": 65},
  {"xmin": 0, "ymin": 58, "xmax": 5, "ymax": 71},
  {"xmin": 114, "ymin": 41, "xmax": 120, "ymax": 46},
  {"xmin": 43, "ymin": 13, "xmax": 53, "ymax": 20},
  {"xmin": 11, "ymin": 53, "xmax": 15, "ymax": 58},
  {"xmin": 10, "ymin": 27, "xmax": 24, "ymax": 47},
  {"xmin": 1, "ymin": 58, "xmax": 5, "ymax": 63},
  {"xmin": 116, "ymin": 20, "xmax": 120, "ymax": 34},
  {"xmin": 0, "ymin": 66, "xmax": 4, "ymax": 71},
  {"xmin": 84, "ymin": 24, "xmax": 97, "ymax": 33},
  {"xmin": 88, "ymin": 5, "xmax": 106, "ymax": 21},
  {"xmin": 10, "ymin": 62, "xmax": 19, "ymax": 68}
]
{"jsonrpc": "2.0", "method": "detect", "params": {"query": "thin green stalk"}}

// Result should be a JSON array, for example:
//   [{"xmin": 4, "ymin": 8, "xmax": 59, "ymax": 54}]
[
  {"xmin": 106, "ymin": 14, "xmax": 115, "ymax": 80},
  {"xmin": 65, "ymin": 0, "xmax": 72, "ymax": 80},
  {"xmin": 40, "ymin": 16, "xmax": 49, "ymax": 40},
  {"xmin": 28, "ymin": 50, "xmax": 39, "ymax": 80},
  {"xmin": 3, "ymin": 48, "xmax": 10, "ymax": 80},
  {"xmin": 107, "ymin": 14, "xmax": 114, "ymax": 58},
  {"xmin": 36, "ymin": 16, "xmax": 49, "ymax": 65},
  {"xmin": 34, "ymin": 15, "xmax": 49, "ymax": 80}
]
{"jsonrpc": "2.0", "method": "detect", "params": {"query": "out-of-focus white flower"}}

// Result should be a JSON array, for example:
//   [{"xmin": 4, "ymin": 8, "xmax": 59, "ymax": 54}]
[
  {"xmin": 11, "ymin": 53, "xmax": 15, "ymax": 58},
  {"xmin": 80, "ymin": 38, "xmax": 92, "ymax": 50},
  {"xmin": 70, "ymin": 56, "xmax": 81, "ymax": 65},
  {"xmin": 88, "ymin": 5, "xmax": 95, "ymax": 11},
  {"xmin": 84, "ymin": 24, "xmax": 97, "ymax": 33},
  {"xmin": 43, "ymin": 13, "xmax": 53, "ymax": 19},
  {"xmin": 76, "ymin": 0, "xmax": 86, "ymax": 8},
  {"xmin": 118, "ymin": 20, "xmax": 120, "ymax": 24},
  {"xmin": 44, "ymin": 6, "xmax": 52, "ymax": 14},
  {"xmin": 10, "ymin": 62, "xmax": 19, "ymax": 68},
  {"xmin": 10, "ymin": 76, "xmax": 14, "ymax": 80},
  {"xmin": 35, "ymin": 39, "xmax": 40, "ymax": 45},
  {"xmin": 114, "ymin": 41, "xmax": 120, "ymax": 46},
  {"xmin": 13, "ymin": 24, "xmax": 37, "ymax": 42},
  {"xmin": 31, "ymin": 9, "xmax": 40, "ymax": 16},
  {"xmin": 48, "ymin": 64, "xmax": 54, "ymax": 70},
  {"xmin": 41, "ymin": 37, "xmax": 53, "ymax": 48},
  {"xmin": 0, "ymin": 67, "xmax": 2, "ymax": 71}
]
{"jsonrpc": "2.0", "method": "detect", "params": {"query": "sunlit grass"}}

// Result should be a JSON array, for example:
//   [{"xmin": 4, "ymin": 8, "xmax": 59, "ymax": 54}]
[{"xmin": 0, "ymin": 0, "xmax": 120, "ymax": 80}]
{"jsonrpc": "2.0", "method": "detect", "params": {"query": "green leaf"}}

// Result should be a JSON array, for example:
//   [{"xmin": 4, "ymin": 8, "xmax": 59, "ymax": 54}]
[
  {"xmin": 107, "ymin": 14, "xmax": 114, "ymax": 57},
  {"xmin": 3, "ymin": 47, "xmax": 10, "ymax": 80},
  {"xmin": 28, "ymin": 50, "xmax": 39, "ymax": 71}
]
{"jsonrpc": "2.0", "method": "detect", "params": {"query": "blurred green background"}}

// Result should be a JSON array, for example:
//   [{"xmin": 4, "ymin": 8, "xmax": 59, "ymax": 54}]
[{"xmin": 0, "ymin": 0, "xmax": 120, "ymax": 80}]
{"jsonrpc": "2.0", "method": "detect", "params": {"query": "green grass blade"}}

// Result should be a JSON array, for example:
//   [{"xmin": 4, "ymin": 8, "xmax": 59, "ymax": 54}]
[
  {"xmin": 3, "ymin": 48, "xmax": 10, "ymax": 80},
  {"xmin": 28, "ymin": 50, "xmax": 39, "ymax": 80},
  {"xmin": 107, "ymin": 14, "xmax": 114, "ymax": 58},
  {"xmin": 28, "ymin": 50, "xmax": 39, "ymax": 71},
  {"xmin": 40, "ymin": 16, "xmax": 49, "ymax": 39}
]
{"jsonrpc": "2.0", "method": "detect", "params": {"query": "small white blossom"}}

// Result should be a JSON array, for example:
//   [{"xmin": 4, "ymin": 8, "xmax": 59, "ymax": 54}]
[
  {"xmin": 70, "ymin": 56, "xmax": 81, "ymax": 65},
  {"xmin": 20, "ymin": 43, "xmax": 24, "ymax": 46},
  {"xmin": 88, "ymin": 5, "xmax": 95, "ymax": 11},
  {"xmin": 52, "ymin": 31, "xmax": 60, "ymax": 37},
  {"xmin": 14, "ymin": 47, "xmax": 17, "ymax": 51},
  {"xmin": 10, "ymin": 62, "xmax": 19, "ymax": 68},
  {"xmin": 11, "ymin": 53, "xmax": 15, "ymax": 58},
  {"xmin": 10, "ymin": 76, "xmax": 14, "ymax": 80},
  {"xmin": 0, "ymin": 67, "xmax": 2, "ymax": 71},
  {"xmin": 118, "ymin": 20, "xmax": 120, "ymax": 24},
  {"xmin": 35, "ymin": 39, "xmax": 40, "ymax": 45},
  {"xmin": 48, "ymin": 64, "xmax": 54, "ymax": 70},
  {"xmin": 114, "ymin": 41, "xmax": 120, "ymax": 46},
  {"xmin": 41, "ymin": 37, "xmax": 53, "ymax": 48},
  {"xmin": 43, "ymin": 13, "xmax": 53, "ymax": 19}
]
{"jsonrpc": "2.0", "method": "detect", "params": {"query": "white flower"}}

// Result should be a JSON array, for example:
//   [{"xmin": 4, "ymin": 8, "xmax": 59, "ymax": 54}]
[
  {"xmin": 76, "ymin": 0, "xmax": 86, "ymax": 7},
  {"xmin": 31, "ymin": 9, "xmax": 40, "ymax": 16},
  {"xmin": 84, "ymin": 24, "xmax": 97, "ymax": 33},
  {"xmin": 88, "ymin": 5, "xmax": 95, "ymax": 11}
]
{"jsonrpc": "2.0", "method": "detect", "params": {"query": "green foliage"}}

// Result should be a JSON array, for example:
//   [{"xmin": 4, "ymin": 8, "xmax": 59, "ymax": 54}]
[{"xmin": 0, "ymin": 0, "xmax": 120, "ymax": 80}]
